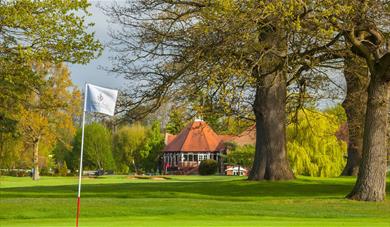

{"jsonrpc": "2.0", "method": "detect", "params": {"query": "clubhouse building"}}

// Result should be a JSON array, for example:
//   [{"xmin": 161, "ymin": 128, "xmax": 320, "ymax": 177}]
[{"xmin": 162, "ymin": 119, "xmax": 255, "ymax": 174}]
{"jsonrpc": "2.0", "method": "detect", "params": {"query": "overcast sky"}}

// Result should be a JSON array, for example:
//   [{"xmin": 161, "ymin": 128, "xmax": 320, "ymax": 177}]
[{"xmin": 68, "ymin": 1, "xmax": 127, "ymax": 91}]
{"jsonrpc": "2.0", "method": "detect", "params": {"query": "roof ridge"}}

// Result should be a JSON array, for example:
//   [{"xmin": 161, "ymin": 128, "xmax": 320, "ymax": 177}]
[
  {"xmin": 202, "ymin": 122, "xmax": 212, "ymax": 152},
  {"xmin": 203, "ymin": 121, "xmax": 222, "ymax": 152},
  {"xmin": 178, "ymin": 121, "xmax": 193, "ymax": 152}
]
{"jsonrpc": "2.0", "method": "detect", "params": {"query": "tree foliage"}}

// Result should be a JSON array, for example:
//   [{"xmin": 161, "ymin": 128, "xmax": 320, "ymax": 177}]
[
  {"xmin": 165, "ymin": 108, "xmax": 186, "ymax": 135},
  {"xmin": 17, "ymin": 63, "xmax": 80, "ymax": 179},
  {"xmin": 226, "ymin": 144, "xmax": 255, "ymax": 168},
  {"xmin": 103, "ymin": 0, "xmax": 345, "ymax": 114},
  {"xmin": 287, "ymin": 108, "xmax": 347, "ymax": 177},
  {"xmin": 0, "ymin": 0, "xmax": 102, "ymax": 133},
  {"xmin": 0, "ymin": 132, "xmax": 26, "ymax": 169},
  {"xmin": 113, "ymin": 122, "xmax": 164, "ymax": 174},
  {"xmin": 0, "ymin": 0, "xmax": 102, "ymax": 64},
  {"xmin": 140, "ymin": 121, "xmax": 165, "ymax": 173},
  {"xmin": 0, "ymin": 55, "xmax": 40, "ymax": 134},
  {"xmin": 72, "ymin": 123, "xmax": 115, "ymax": 171},
  {"xmin": 112, "ymin": 123, "xmax": 147, "ymax": 173}
]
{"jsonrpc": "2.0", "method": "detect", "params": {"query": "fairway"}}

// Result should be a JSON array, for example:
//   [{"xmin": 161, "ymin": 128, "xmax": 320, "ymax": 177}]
[{"xmin": 0, "ymin": 176, "xmax": 389, "ymax": 226}]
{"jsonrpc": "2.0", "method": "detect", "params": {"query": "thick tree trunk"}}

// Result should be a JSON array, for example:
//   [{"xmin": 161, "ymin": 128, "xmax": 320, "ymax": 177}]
[
  {"xmin": 341, "ymin": 57, "xmax": 369, "ymax": 176},
  {"xmin": 32, "ymin": 137, "xmax": 40, "ymax": 180},
  {"xmin": 347, "ymin": 70, "xmax": 390, "ymax": 201},
  {"xmin": 248, "ymin": 71, "xmax": 294, "ymax": 181}
]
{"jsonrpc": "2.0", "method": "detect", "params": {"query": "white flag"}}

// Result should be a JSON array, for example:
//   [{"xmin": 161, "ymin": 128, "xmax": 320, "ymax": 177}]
[{"xmin": 85, "ymin": 83, "xmax": 118, "ymax": 116}]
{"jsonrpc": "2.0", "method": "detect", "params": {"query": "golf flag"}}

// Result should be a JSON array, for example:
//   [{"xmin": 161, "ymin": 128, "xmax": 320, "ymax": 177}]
[
  {"xmin": 85, "ymin": 83, "xmax": 118, "ymax": 116},
  {"xmin": 76, "ymin": 83, "xmax": 118, "ymax": 227}
]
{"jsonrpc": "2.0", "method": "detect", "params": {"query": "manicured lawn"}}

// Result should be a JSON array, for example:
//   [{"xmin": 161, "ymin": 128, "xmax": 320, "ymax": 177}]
[{"xmin": 0, "ymin": 175, "xmax": 389, "ymax": 226}]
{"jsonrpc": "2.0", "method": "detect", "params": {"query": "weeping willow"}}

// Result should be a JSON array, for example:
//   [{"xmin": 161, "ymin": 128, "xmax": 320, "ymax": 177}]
[{"xmin": 287, "ymin": 109, "xmax": 347, "ymax": 177}]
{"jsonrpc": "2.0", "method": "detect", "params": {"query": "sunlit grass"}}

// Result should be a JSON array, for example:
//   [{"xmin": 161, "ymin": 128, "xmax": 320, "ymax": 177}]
[{"xmin": 0, "ymin": 175, "xmax": 389, "ymax": 226}]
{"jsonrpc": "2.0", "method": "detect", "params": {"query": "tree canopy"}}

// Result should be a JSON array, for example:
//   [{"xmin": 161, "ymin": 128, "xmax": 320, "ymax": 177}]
[
  {"xmin": 112, "ymin": 123, "xmax": 147, "ymax": 173},
  {"xmin": 113, "ymin": 122, "xmax": 164, "ymax": 174},
  {"xmin": 72, "ymin": 123, "xmax": 115, "ymax": 171},
  {"xmin": 0, "ymin": 0, "xmax": 102, "ymax": 133},
  {"xmin": 287, "ymin": 108, "xmax": 347, "ymax": 177}
]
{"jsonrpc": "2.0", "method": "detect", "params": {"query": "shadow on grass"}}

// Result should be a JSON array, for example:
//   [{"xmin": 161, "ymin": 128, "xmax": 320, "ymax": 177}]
[{"xmin": 4, "ymin": 177, "xmax": 388, "ymax": 200}]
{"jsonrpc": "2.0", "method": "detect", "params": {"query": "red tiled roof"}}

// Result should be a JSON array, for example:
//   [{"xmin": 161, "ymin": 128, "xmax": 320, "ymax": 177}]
[
  {"xmin": 165, "ymin": 133, "xmax": 177, "ymax": 145},
  {"xmin": 163, "ymin": 120, "xmax": 226, "ymax": 153}
]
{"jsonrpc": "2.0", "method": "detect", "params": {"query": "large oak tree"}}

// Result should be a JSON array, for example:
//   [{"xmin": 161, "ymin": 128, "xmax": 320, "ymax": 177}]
[
  {"xmin": 319, "ymin": 0, "xmax": 390, "ymax": 201},
  {"xmin": 347, "ymin": 1, "xmax": 389, "ymax": 202}
]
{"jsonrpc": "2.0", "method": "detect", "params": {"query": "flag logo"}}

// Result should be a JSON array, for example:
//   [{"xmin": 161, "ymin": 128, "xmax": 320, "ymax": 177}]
[
  {"xmin": 84, "ymin": 83, "xmax": 118, "ymax": 116},
  {"xmin": 97, "ymin": 93, "xmax": 104, "ymax": 103}
]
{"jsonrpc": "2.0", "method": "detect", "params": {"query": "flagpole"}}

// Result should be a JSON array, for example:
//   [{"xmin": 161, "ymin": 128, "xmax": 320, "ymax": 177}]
[{"xmin": 76, "ymin": 83, "xmax": 88, "ymax": 227}]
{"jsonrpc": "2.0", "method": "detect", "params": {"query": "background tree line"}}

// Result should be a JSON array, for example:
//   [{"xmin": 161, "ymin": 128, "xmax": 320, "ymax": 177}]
[
  {"xmin": 1, "ymin": 117, "xmax": 165, "ymax": 176},
  {"xmin": 60, "ymin": 121, "xmax": 164, "ymax": 175}
]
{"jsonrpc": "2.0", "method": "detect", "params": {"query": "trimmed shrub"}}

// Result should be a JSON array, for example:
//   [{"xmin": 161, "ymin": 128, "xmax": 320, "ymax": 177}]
[
  {"xmin": 40, "ymin": 167, "xmax": 52, "ymax": 176},
  {"xmin": 199, "ymin": 159, "xmax": 218, "ymax": 175},
  {"xmin": 0, "ymin": 170, "xmax": 29, "ymax": 177}
]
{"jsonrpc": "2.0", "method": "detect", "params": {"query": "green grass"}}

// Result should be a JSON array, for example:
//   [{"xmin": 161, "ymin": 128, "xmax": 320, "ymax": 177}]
[{"xmin": 0, "ymin": 175, "xmax": 389, "ymax": 226}]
